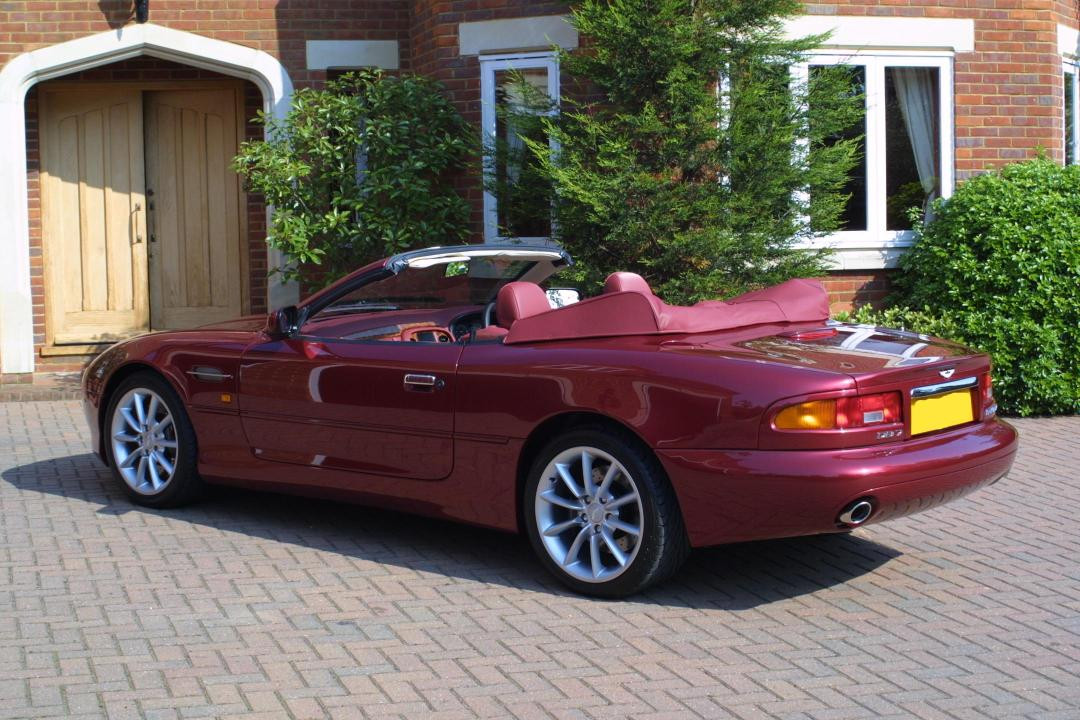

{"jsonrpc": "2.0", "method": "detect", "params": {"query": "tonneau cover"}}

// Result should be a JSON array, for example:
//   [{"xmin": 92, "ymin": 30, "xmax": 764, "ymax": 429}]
[{"xmin": 505, "ymin": 278, "xmax": 830, "ymax": 344}]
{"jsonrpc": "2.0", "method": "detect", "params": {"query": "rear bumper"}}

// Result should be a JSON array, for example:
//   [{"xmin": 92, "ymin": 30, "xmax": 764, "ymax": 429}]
[{"xmin": 658, "ymin": 419, "xmax": 1017, "ymax": 547}]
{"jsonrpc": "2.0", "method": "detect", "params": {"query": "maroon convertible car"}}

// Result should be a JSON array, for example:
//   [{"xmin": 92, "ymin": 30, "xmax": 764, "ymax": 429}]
[{"xmin": 82, "ymin": 245, "xmax": 1017, "ymax": 596}]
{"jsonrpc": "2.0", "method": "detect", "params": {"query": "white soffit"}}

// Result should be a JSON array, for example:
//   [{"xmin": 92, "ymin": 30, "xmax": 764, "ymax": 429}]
[
  {"xmin": 1059, "ymin": 24, "xmax": 1079, "ymax": 58},
  {"xmin": 786, "ymin": 16, "xmax": 976, "ymax": 53},
  {"xmin": 459, "ymin": 15, "xmax": 578, "ymax": 55},
  {"xmin": 306, "ymin": 40, "xmax": 400, "ymax": 70}
]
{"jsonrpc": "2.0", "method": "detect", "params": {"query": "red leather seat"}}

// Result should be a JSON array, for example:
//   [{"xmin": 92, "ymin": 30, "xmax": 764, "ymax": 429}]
[
  {"xmin": 604, "ymin": 272, "xmax": 653, "ymax": 296},
  {"xmin": 604, "ymin": 271, "xmax": 667, "ymax": 318},
  {"xmin": 496, "ymin": 281, "xmax": 551, "ymax": 328},
  {"xmin": 465, "ymin": 281, "xmax": 550, "ymax": 342}
]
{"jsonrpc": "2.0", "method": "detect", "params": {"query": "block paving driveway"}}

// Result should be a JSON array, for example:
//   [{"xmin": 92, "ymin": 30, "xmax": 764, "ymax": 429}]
[{"xmin": 1, "ymin": 400, "xmax": 1078, "ymax": 719}]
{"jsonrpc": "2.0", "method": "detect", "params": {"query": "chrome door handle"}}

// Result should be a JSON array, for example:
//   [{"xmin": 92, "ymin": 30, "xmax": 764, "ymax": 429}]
[{"xmin": 403, "ymin": 373, "xmax": 444, "ymax": 390}]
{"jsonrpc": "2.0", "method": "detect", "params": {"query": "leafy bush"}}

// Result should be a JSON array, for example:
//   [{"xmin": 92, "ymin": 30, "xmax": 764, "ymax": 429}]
[
  {"xmin": 493, "ymin": 0, "xmax": 864, "ymax": 304},
  {"xmin": 849, "ymin": 158, "xmax": 1080, "ymax": 416},
  {"xmin": 234, "ymin": 70, "xmax": 473, "ymax": 286}
]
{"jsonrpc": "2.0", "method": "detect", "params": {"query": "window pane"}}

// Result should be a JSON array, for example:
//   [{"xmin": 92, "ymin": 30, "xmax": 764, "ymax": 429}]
[
  {"xmin": 1066, "ymin": 71, "xmax": 1076, "ymax": 165},
  {"xmin": 885, "ymin": 67, "xmax": 940, "ymax": 231},
  {"xmin": 494, "ymin": 67, "xmax": 553, "ymax": 238},
  {"xmin": 810, "ymin": 64, "xmax": 867, "ymax": 232}
]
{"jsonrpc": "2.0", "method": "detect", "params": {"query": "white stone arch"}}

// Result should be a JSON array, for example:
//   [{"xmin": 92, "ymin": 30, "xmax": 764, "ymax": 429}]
[{"xmin": 0, "ymin": 24, "xmax": 297, "ymax": 374}]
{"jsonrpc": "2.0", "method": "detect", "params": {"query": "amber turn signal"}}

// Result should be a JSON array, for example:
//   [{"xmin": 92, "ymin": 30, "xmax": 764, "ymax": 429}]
[
  {"xmin": 775, "ymin": 392, "xmax": 903, "ymax": 431},
  {"xmin": 774, "ymin": 400, "xmax": 837, "ymax": 430}
]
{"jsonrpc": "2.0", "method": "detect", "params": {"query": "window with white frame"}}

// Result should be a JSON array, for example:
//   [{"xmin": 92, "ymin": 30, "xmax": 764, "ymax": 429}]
[
  {"xmin": 1064, "ymin": 60, "xmax": 1078, "ymax": 165},
  {"xmin": 480, "ymin": 52, "xmax": 559, "ymax": 243},
  {"xmin": 797, "ymin": 53, "xmax": 954, "ymax": 255}
]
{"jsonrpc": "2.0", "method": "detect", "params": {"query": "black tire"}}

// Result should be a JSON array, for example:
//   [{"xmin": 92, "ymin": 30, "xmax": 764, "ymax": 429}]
[
  {"xmin": 104, "ymin": 371, "xmax": 203, "ymax": 508},
  {"xmin": 523, "ymin": 426, "xmax": 690, "ymax": 597}
]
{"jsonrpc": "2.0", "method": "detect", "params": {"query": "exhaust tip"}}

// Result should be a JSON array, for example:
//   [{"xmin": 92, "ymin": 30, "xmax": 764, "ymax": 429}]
[{"xmin": 838, "ymin": 499, "xmax": 874, "ymax": 527}]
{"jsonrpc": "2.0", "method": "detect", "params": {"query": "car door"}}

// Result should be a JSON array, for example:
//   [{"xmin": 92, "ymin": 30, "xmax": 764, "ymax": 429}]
[{"xmin": 239, "ymin": 336, "xmax": 461, "ymax": 481}]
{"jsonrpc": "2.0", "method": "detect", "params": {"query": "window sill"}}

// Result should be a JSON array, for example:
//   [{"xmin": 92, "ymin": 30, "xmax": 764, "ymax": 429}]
[{"xmin": 796, "ymin": 230, "xmax": 917, "ymax": 270}]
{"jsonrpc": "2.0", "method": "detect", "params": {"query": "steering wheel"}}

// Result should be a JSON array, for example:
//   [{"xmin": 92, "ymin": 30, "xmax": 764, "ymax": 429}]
[
  {"xmin": 401, "ymin": 326, "xmax": 454, "ymax": 343},
  {"xmin": 482, "ymin": 300, "xmax": 497, "ymax": 328}
]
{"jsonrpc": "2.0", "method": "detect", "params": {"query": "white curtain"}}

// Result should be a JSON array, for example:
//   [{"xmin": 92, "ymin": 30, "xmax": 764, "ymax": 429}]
[{"xmin": 893, "ymin": 68, "xmax": 939, "ymax": 217}]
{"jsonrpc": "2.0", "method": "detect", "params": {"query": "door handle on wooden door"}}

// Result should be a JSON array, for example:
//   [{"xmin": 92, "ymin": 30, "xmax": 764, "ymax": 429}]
[{"xmin": 131, "ymin": 202, "xmax": 143, "ymax": 244}]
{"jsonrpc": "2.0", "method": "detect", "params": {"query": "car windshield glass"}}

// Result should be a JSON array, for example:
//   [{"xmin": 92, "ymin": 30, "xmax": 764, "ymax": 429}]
[{"xmin": 319, "ymin": 257, "xmax": 536, "ymax": 317}]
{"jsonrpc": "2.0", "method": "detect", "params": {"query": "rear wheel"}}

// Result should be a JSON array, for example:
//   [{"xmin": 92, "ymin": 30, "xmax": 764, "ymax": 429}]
[
  {"xmin": 523, "ymin": 428, "xmax": 689, "ymax": 597},
  {"xmin": 105, "ymin": 372, "xmax": 202, "ymax": 508}
]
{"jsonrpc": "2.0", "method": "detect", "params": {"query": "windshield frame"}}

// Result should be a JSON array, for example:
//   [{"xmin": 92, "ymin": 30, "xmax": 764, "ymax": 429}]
[{"xmin": 295, "ymin": 244, "xmax": 572, "ymax": 328}]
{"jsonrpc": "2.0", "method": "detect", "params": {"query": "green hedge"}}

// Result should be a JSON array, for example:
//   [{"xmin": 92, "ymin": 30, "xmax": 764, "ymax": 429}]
[
  {"xmin": 848, "ymin": 158, "xmax": 1080, "ymax": 417},
  {"xmin": 234, "ymin": 70, "xmax": 473, "ymax": 286}
]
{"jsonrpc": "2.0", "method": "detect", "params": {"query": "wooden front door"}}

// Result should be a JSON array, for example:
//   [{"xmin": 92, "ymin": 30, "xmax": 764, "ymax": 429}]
[
  {"xmin": 144, "ymin": 89, "xmax": 244, "ymax": 330},
  {"xmin": 39, "ymin": 88, "xmax": 150, "ymax": 345}
]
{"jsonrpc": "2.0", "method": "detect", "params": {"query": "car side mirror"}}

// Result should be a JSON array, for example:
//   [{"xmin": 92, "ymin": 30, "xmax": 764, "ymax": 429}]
[
  {"xmin": 546, "ymin": 288, "xmax": 581, "ymax": 309},
  {"xmin": 266, "ymin": 306, "xmax": 301, "ymax": 339}
]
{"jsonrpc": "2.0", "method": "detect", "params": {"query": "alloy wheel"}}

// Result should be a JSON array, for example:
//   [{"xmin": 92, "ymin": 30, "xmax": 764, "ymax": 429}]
[
  {"xmin": 534, "ymin": 445, "xmax": 645, "ymax": 583},
  {"xmin": 109, "ymin": 387, "xmax": 180, "ymax": 495}
]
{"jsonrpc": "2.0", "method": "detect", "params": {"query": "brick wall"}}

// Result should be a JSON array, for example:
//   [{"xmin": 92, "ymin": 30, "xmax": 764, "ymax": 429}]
[
  {"xmin": 0, "ymin": 1, "xmax": 409, "ymax": 81},
  {"xmin": 24, "ymin": 88, "xmax": 43, "ymax": 366},
  {"xmin": 819, "ymin": 270, "xmax": 893, "ymax": 314},
  {"xmin": 1053, "ymin": 0, "xmax": 1080, "ymax": 28},
  {"xmin": 243, "ymin": 82, "xmax": 268, "ymax": 316}
]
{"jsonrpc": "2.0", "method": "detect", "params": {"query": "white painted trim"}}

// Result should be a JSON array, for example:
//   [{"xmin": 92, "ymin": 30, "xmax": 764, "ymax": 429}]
[
  {"xmin": 786, "ymin": 16, "xmax": 975, "ymax": 54},
  {"xmin": 1065, "ymin": 59, "xmax": 1079, "ymax": 165},
  {"xmin": 305, "ymin": 40, "xmax": 400, "ymax": 70},
  {"xmin": 1058, "ymin": 23, "xmax": 1079, "ymax": 58},
  {"xmin": 0, "ymin": 24, "xmax": 297, "ymax": 373},
  {"xmin": 813, "ymin": 231, "xmax": 915, "ymax": 270},
  {"xmin": 479, "ymin": 52, "xmax": 560, "ymax": 243},
  {"xmin": 460, "ymin": 15, "xmax": 578, "ymax": 56},
  {"xmin": 798, "ymin": 52, "xmax": 955, "ymax": 270}
]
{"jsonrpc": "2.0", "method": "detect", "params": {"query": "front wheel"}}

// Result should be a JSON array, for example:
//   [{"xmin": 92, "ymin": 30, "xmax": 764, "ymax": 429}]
[
  {"xmin": 105, "ymin": 372, "xmax": 203, "ymax": 508},
  {"xmin": 523, "ymin": 428, "xmax": 690, "ymax": 597}
]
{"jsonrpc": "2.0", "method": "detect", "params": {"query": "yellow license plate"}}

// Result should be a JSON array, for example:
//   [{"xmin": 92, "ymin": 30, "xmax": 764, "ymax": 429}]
[{"xmin": 910, "ymin": 389, "xmax": 975, "ymax": 435}]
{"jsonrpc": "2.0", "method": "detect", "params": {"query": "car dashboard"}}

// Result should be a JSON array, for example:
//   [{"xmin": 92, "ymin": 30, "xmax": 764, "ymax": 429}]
[{"xmin": 301, "ymin": 305, "xmax": 485, "ymax": 344}]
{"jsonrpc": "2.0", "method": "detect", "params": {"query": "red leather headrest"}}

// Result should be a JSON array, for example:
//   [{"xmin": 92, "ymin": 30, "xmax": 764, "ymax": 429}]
[
  {"xmin": 604, "ymin": 272, "xmax": 653, "ymax": 296},
  {"xmin": 495, "ymin": 282, "xmax": 551, "ymax": 328}
]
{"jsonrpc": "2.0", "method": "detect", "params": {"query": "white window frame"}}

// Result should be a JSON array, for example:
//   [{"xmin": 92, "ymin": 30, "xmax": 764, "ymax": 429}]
[
  {"xmin": 1064, "ymin": 59, "xmax": 1079, "ymax": 165},
  {"xmin": 479, "ymin": 51, "xmax": 560, "ymax": 244},
  {"xmin": 793, "ymin": 51, "xmax": 955, "ymax": 269}
]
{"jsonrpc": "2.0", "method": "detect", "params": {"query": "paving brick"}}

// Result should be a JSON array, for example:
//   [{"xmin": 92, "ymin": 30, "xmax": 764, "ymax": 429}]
[{"xmin": 1, "ymin": 403, "xmax": 1079, "ymax": 718}]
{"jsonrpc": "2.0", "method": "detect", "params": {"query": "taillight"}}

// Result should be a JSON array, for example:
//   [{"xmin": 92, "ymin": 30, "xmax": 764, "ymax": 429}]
[
  {"xmin": 774, "ymin": 400, "xmax": 836, "ymax": 429},
  {"xmin": 837, "ymin": 392, "xmax": 901, "ymax": 429},
  {"xmin": 775, "ymin": 392, "xmax": 902, "ymax": 430},
  {"xmin": 982, "ymin": 373, "xmax": 997, "ymax": 418}
]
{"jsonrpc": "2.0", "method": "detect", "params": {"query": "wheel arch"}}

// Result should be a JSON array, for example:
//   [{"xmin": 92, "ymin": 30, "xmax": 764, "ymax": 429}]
[{"xmin": 514, "ymin": 411, "xmax": 660, "ymax": 534}]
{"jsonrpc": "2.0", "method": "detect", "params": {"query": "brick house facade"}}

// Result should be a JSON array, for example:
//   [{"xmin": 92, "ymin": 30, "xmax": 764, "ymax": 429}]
[{"xmin": 0, "ymin": 0, "xmax": 1076, "ymax": 379}]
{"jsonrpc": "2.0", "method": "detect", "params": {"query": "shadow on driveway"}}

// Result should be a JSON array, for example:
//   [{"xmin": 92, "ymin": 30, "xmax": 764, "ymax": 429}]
[{"xmin": 3, "ymin": 453, "xmax": 901, "ymax": 609}]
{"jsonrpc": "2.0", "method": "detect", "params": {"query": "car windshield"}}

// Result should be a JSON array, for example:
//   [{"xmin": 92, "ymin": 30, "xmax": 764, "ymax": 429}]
[{"xmin": 320, "ymin": 257, "xmax": 537, "ymax": 316}]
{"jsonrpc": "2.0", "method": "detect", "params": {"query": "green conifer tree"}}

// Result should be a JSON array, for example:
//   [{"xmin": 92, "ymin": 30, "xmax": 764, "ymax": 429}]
[{"xmin": 500, "ymin": 0, "xmax": 864, "ymax": 303}]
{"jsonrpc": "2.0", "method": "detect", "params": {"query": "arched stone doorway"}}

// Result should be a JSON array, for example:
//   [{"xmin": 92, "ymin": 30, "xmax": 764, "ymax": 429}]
[{"xmin": 0, "ymin": 24, "xmax": 295, "ymax": 374}]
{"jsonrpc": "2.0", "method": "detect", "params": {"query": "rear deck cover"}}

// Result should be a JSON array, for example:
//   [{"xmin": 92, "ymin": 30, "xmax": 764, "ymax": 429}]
[{"xmin": 505, "ymin": 278, "xmax": 831, "ymax": 344}]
